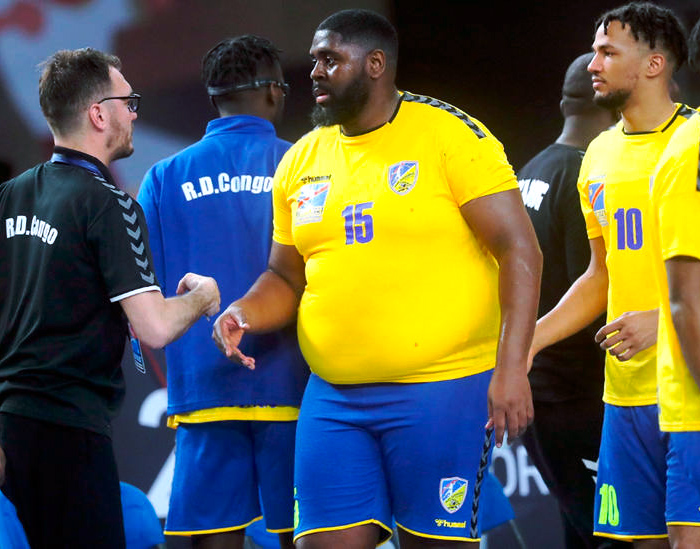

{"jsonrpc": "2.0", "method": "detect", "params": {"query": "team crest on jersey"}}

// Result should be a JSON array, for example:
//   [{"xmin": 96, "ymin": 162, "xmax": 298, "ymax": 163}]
[
  {"xmin": 295, "ymin": 182, "xmax": 331, "ymax": 225},
  {"xmin": 388, "ymin": 161, "xmax": 419, "ymax": 195},
  {"xmin": 588, "ymin": 179, "xmax": 608, "ymax": 227},
  {"xmin": 439, "ymin": 477, "xmax": 468, "ymax": 514}
]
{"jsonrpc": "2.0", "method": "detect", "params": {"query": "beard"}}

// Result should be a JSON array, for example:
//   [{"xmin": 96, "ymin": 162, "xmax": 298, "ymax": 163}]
[
  {"xmin": 311, "ymin": 74, "xmax": 371, "ymax": 128},
  {"xmin": 107, "ymin": 119, "xmax": 134, "ymax": 162},
  {"xmin": 593, "ymin": 88, "xmax": 631, "ymax": 111}
]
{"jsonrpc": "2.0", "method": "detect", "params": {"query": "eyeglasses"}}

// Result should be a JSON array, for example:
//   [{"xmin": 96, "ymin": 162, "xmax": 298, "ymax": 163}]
[
  {"xmin": 207, "ymin": 80, "xmax": 290, "ymax": 97},
  {"xmin": 97, "ymin": 93, "xmax": 141, "ymax": 113}
]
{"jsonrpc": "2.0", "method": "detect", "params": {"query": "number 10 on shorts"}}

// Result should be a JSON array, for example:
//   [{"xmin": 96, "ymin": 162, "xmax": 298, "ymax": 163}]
[{"xmin": 597, "ymin": 483, "xmax": 620, "ymax": 526}]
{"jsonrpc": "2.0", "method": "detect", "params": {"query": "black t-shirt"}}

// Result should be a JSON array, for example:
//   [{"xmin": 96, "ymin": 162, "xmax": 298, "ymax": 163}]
[
  {"xmin": 518, "ymin": 143, "xmax": 605, "ymax": 402},
  {"xmin": 0, "ymin": 147, "xmax": 159, "ymax": 435}
]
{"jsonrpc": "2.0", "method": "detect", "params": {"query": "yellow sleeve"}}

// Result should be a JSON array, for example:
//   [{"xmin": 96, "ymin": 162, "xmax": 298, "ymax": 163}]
[
  {"xmin": 443, "ymin": 117, "xmax": 518, "ymax": 205},
  {"xmin": 272, "ymin": 148, "xmax": 295, "ymax": 246},
  {"xmin": 654, "ymin": 121, "xmax": 700, "ymax": 262},
  {"xmin": 578, "ymin": 148, "xmax": 603, "ymax": 240}
]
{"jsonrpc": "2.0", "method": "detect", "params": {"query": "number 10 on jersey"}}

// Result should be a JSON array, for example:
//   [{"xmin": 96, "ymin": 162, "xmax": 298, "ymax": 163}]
[
  {"xmin": 613, "ymin": 207, "xmax": 643, "ymax": 250},
  {"xmin": 342, "ymin": 202, "xmax": 374, "ymax": 245}
]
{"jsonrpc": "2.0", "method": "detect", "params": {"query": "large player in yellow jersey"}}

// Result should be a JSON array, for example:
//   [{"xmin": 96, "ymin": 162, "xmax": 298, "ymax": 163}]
[
  {"xmin": 213, "ymin": 9, "xmax": 542, "ymax": 549},
  {"xmin": 649, "ymin": 83, "xmax": 700, "ymax": 549},
  {"xmin": 530, "ymin": 3, "xmax": 696, "ymax": 547}
]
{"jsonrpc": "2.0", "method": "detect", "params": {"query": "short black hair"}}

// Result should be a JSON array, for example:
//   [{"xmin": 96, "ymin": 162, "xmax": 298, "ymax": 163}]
[
  {"xmin": 596, "ymin": 2, "xmax": 687, "ymax": 72},
  {"xmin": 39, "ymin": 48, "xmax": 120, "ymax": 136},
  {"xmin": 316, "ymin": 9, "xmax": 398, "ymax": 67},
  {"xmin": 689, "ymin": 18, "xmax": 700, "ymax": 73},
  {"xmin": 202, "ymin": 35, "xmax": 281, "ymax": 98}
]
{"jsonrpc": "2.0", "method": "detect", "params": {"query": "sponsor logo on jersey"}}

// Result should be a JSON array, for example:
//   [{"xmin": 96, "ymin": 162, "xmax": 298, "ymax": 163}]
[
  {"xmin": 388, "ymin": 161, "xmax": 419, "ymax": 195},
  {"xmin": 296, "ymin": 181, "xmax": 331, "ymax": 225},
  {"xmin": 588, "ymin": 178, "xmax": 608, "ymax": 227},
  {"xmin": 439, "ymin": 476, "xmax": 468, "ymax": 514}
]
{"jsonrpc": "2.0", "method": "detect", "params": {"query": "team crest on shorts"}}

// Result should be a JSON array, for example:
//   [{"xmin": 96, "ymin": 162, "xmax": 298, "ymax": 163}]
[
  {"xmin": 388, "ymin": 161, "xmax": 419, "ymax": 195},
  {"xmin": 295, "ymin": 181, "xmax": 331, "ymax": 225},
  {"xmin": 587, "ymin": 178, "xmax": 608, "ymax": 227},
  {"xmin": 439, "ymin": 477, "xmax": 468, "ymax": 514}
]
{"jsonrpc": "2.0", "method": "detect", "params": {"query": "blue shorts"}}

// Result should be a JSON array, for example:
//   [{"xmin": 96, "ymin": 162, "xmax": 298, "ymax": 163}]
[
  {"xmin": 666, "ymin": 431, "xmax": 700, "ymax": 527},
  {"xmin": 594, "ymin": 404, "xmax": 669, "ymax": 540},
  {"xmin": 293, "ymin": 371, "xmax": 494, "ymax": 544},
  {"xmin": 165, "ymin": 420, "xmax": 296, "ymax": 535}
]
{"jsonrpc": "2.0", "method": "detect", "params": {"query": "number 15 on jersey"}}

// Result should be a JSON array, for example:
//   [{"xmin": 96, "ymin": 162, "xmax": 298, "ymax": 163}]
[{"xmin": 342, "ymin": 202, "xmax": 374, "ymax": 245}]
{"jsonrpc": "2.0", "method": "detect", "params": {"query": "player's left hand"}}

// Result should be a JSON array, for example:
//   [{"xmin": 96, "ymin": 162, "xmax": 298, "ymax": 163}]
[
  {"xmin": 486, "ymin": 366, "xmax": 534, "ymax": 448},
  {"xmin": 595, "ymin": 309, "xmax": 658, "ymax": 361}
]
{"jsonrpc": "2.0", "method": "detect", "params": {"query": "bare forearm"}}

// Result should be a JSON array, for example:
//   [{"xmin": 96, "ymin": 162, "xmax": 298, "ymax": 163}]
[
  {"xmin": 155, "ymin": 289, "xmax": 213, "ymax": 345},
  {"xmin": 122, "ymin": 273, "xmax": 220, "ymax": 348},
  {"xmin": 671, "ymin": 298, "xmax": 700, "ymax": 390},
  {"xmin": 233, "ymin": 270, "xmax": 301, "ymax": 333},
  {"xmin": 534, "ymin": 273, "xmax": 607, "ymax": 352},
  {"xmin": 496, "ymin": 245, "xmax": 542, "ymax": 371},
  {"xmin": 667, "ymin": 257, "xmax": 700, "ymax": 391},
  {"xmin": 534, "ymin": 237, "xmax": 610, "ymax": 359}
]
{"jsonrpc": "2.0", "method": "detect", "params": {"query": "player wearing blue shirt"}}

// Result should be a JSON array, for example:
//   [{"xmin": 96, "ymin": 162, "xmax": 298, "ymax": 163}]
[{"xmin": 137, "ymin": 36, "xmax": 307, "ymax": 549}]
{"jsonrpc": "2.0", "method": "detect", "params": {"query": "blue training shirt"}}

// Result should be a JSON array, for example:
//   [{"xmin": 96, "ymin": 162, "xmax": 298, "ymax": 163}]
[{"xmin": 138, "ymin": 115, "xmax": 308, "ymax": 415}]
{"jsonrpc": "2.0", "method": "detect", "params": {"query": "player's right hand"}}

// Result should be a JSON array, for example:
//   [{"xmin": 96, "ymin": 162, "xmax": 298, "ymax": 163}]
[
  {"xmin": 176, "ymin": 272, "xmax": 221, "ymax": 318},
  {"xmin": 212, "ymin": 304, "xmax": 256, "ymax": 369}
]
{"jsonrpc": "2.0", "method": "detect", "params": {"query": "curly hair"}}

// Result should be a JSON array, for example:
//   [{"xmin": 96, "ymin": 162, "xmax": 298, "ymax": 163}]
[
  {"xmin": 39, "ymin": 48, "xmax": 120, "ymax": 136},
  {"xmin": 202, "ymin": 35, "xmax": 281, "ymax": 98},
  {"xmin": 596, "ymin": 2, "xmax": 687, "ymax": 72}
]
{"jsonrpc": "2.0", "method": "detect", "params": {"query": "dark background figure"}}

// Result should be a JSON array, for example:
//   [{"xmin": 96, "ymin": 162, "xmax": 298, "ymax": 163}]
[{"xmin": 518, "ymin": 53, "xmax": 625, "ymax": 549}]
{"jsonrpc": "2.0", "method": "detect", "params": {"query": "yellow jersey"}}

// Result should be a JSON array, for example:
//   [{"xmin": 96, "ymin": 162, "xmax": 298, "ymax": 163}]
[
  {"xmin": 272, "ymin": 92, "xmax": 518, "ymax": 384},
  {"xmin": 578, "ymin": 104, "xmax": 695, "ymax": 406},
  {"xmin": 650, "ymin": 113, "xmax": 700, "ymax": 431}
]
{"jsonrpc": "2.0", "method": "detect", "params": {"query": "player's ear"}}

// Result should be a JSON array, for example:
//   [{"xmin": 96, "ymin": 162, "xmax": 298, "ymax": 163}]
[
  {"xmin": 366, "ymin": 49, "xmax": 386, "ymax": 80},
  {"xmin": 646, "ymin": 52, "xmax": 666, "ymax": 78},
  {"xmin": 88, "ymin": 102, "xmax": 108, "ymax": 131}
]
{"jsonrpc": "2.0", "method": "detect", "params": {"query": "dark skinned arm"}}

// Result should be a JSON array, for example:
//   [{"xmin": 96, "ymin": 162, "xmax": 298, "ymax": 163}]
[
  {"xmin": 460, "ymin": 188, "xmax": 542, "ymax": 447},
  {"xmin": 667, "ymin": 256, "xmax": 700, "ymax": 390}
]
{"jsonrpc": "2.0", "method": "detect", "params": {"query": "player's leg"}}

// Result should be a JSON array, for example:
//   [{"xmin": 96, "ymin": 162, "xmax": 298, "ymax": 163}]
[
  {"xmin": 593, "ymin": 405, "xmax": 668, "ymax": 546},
  {"xmin": 667, "ymin": 526, "xmax": 700, "ymax": 549},
  {"xmin": 521, "ymin": 397, "xmax": 627, "ymax": 548},
  {"xmin": 192, "ymin": 530, "xmax": 245, "ymax": 549},
  {"xmin": 666, "ymin": 431, "xmax": 700, "ymax": 549},
  {"xmin": 296, "ymin": 525, "xmax": 385, "ymax": 549},
  {"xmin": 385, "ymin": 371, "xmax": 492, "ymax": 548},
  {"xmin": 252, "ymin": 420, "xmax": 298, "ymax": 549},
  {"xmin": 293, "ymin": 374, "xmax": 393, "ymax": 549},
  {"xmin": 277, "ymin": 532, "xmax": 295, "ymax": 549},
  {"xmin": 0, "ymin": 412, "xmax": 126, "ymax": 549},
  {"xmin": 165, "ymin": 421, "xmax": 260, "ymax": 549}
]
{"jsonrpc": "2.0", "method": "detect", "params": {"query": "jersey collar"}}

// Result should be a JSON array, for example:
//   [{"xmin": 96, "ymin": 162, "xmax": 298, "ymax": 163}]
[{"xmin": 51, "ymin": 146, "xmax": 114, "ymax": 183}]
